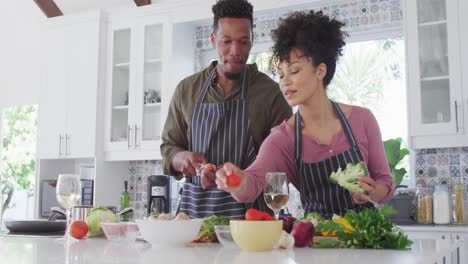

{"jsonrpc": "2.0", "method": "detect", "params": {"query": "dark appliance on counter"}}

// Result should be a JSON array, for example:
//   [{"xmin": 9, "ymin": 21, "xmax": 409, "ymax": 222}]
[
  {"xmin": 147, "ymin": 175, "xmax": 171, "ymax": 214},
  {"xmin": 386, "ymin": 191, "xmax": 416, "ymax": 225},
  {"xmin": 40, "ymin": 179, "xmax": 94, "ymax": 218}
]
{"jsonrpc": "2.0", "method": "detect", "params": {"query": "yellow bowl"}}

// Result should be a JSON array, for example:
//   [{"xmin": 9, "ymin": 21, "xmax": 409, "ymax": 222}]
[{"xmin": 230, "ymin": 220, "xmax": 283, "ymax": 251}]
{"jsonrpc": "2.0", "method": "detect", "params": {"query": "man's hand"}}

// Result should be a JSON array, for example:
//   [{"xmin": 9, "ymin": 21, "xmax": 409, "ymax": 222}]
[{"xmin": 172, "ymin": 151, "xmax": 207, "ymax": 177}]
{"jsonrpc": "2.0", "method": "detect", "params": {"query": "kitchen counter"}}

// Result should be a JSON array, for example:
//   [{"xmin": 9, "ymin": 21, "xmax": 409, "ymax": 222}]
[
  {"xmin": 0, "ymin": 236, "xmax": 461, "ymax": 264},
  {"xmin": 400, "ymin": 224, "xmax": 468, "ymax": 233}
]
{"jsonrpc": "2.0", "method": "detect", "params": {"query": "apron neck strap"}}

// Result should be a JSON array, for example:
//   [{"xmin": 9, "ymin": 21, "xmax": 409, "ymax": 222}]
[
  {"xmin": 294, "ymin": 101, "xmax": 359, "ymax": 160},
  {"xmin": 196, "ymin": 64, "xmax": 250, "ymax": 105}
]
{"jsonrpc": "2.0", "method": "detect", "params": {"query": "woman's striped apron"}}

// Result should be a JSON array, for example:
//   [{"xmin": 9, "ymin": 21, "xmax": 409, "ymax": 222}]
[{"xmin": 294, "ymin": 101, "xmax": 372, "ymax": 219}]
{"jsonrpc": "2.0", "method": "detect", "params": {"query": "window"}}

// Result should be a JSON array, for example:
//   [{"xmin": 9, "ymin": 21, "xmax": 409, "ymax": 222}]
[
  {"xmin": 1, "ymin": 105, "xmax": 38, "ymax": 221},
  {"xmin": 248, "ymin": 38, "xmax": 408, "ymax": 173}
]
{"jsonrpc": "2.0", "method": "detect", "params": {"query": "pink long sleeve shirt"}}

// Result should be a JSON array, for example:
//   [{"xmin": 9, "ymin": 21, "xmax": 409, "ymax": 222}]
[{"xmin": 234, "ymin": 106, "xmax": 395, "ymax": 204}]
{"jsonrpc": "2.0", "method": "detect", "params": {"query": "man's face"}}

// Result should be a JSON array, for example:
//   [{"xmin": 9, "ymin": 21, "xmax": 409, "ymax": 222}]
[{"xmin": 211, "ymin": 18, "xmax": 253, "ymax": 80}]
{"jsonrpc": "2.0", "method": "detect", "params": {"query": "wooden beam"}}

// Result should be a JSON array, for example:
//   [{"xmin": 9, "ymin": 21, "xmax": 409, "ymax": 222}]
[
  {"xmin": 34, "ymin": 0, "xmax": 63, "ymax": 18},
  {"xmin": 134, "ymin": 0, "xmax": 151, "ymax": 6}
]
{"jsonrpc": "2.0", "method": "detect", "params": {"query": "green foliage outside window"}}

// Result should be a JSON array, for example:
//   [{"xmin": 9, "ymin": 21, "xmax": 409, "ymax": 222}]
[{"xmin": 1, "ymin": 105, "xmax": 38, "ymax": 216}]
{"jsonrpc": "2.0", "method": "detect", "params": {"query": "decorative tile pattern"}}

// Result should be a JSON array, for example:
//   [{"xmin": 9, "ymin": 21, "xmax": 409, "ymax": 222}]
[
  {"xmin": 415, "ymin": 147, "xmax": 468, "ymax": 203},
  {"xmin": 194, "ymin": 0, "xmax": 403, "ymax": 71},
  {"xmin": 127, "ymin": 160, "xmax": 181, "ymax": 219}
]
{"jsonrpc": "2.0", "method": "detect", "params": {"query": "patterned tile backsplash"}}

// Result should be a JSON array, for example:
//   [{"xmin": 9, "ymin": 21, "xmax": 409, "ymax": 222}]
[
  {"xmin": 414, "ymin": 147, "xmax": 468, "ymax": 197},
  {"xmin": 128, "ymin": 147, "xmax": 468, "ymax": 219},
  {"xmin": 127, "ymin": 160, "xmax": 183, "ymax": 219},
  {"xmin": 127, "ymin": 160, "xmax": 305, "ymax": 218}
]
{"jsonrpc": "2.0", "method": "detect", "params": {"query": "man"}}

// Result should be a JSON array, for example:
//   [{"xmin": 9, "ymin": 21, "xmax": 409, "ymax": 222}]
[{"xmin": 161, "ymin": 0, "xmax": 292, "ymax": 219}]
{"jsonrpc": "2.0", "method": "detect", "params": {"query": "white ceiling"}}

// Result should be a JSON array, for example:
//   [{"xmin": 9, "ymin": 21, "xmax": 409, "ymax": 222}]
[{"xmin": 54, "ymin": 0, "xmax": 134, "ymax": 14}]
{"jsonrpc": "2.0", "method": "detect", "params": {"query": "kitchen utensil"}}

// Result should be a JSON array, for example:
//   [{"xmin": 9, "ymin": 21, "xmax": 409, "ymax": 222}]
[
  {"xmin": 5, "ymin": 220, "xmax": 66, "ymax": 233},
  {"xmin": 214, "ymin": 225, "xmax": 238, "ymax": 248},
  {"xmin": 101, "ymin": 222, "xmax": 139, "ymax": 242},
  {"xmin": 50, "ymin": 206, "xmax": 133, "ymax": 222}
]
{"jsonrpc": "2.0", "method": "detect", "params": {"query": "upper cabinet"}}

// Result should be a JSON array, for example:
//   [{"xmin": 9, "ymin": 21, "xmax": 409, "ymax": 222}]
[
  {"xmin": 104, "ymin": 14, "xmax": 172, "ymax": 160},
  {"xmin": 37, "ymin": 11, "xmax": 107, "ymax": 159},
  {"xmin": 405, "ymin": 0, "xmax": 468, "ymax": 148}
]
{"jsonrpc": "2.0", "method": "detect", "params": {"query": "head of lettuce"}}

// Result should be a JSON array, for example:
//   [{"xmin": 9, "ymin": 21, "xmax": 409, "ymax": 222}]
[{"xmin": 86, "ymin": 206, "xmax": 119, "ymax": 237}]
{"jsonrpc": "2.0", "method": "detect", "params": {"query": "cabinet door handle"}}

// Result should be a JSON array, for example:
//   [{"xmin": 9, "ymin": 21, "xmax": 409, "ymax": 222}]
[
  {"xmin": 135, "ymin": 124, "xmax": 140, "ymax": 148},
  {"xmin": 455, "ymin": 100, "xmax": 459, "ymax": 133},
  {"xmin": 66, "ymin": 134, "xmax": 70, "ymax": 156},
  {"xmin": 127, "ymin": 125, "xmax": 132, "ymax": 149},
  {"xmin": 59, "ymin": 134, "xmax": 63, "ymax": 157}
]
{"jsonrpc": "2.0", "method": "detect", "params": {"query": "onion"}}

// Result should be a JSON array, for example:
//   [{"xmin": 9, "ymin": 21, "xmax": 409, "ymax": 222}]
[{"xmin": 291, "ymin": 221, "xmax": 315, "ymax": 247}]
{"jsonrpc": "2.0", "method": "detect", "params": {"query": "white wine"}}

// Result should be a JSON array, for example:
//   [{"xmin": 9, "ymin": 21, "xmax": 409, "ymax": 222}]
[
  {"xmin": 264, "ymin": 193, "xmax": 289, "ymax": 211},
  {"xmin": 57, "ymin": 193, "xmax": 81, "ymax": 209}
]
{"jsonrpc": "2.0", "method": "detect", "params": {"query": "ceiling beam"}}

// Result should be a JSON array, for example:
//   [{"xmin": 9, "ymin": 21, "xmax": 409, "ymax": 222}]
[
  {"xmin": 34, "ymin": 0, "xmax": 63, "ymax": 18},
  {"xmin": 134, "ymin": 0, "xmax": 151, "ymax": 6}
]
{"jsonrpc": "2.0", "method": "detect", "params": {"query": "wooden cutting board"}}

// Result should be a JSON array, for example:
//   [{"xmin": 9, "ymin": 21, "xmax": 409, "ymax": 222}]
[{"xmin": 313, "ymin": 235, "xmax": 339, "ymax": 243}]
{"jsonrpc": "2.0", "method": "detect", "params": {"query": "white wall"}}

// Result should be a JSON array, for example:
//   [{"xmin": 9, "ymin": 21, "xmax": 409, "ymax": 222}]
[{"xmin": 0, "ymin": 0, "xmax": 44, "ymax": 109}]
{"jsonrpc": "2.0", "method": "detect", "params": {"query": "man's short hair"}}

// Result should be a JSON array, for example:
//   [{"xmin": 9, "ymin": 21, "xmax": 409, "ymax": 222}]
[{"xmin": 212, "ymin": 0, "xmax": 254, "ymax": 33}]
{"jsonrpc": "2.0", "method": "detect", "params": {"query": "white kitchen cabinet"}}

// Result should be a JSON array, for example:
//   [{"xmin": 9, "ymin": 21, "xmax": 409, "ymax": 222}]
[
  {"xmin": 104, "ymin": 13, "xmax": 172, "ymax": 160},
  {"xmin": 37, "ymin": 11, "xmax": 106, "ymax": 159},
  {"xmin": 405, "ymin": 0, "xmax": 468, "ymax": 148}
]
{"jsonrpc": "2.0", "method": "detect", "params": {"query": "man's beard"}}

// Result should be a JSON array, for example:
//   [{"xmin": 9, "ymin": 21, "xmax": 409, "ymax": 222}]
[{"xmin": 224, "ymin": 71, "xmax": 242, "ymax": 80}]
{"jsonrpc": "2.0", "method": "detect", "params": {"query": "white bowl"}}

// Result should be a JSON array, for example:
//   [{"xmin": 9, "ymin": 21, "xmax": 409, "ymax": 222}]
[{"xmin": 136, "ymin": 219, "xmax": 203, "ymax": 247}]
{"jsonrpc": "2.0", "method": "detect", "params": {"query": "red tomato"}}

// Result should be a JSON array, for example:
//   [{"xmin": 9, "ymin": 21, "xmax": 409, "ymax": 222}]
[
  {"xmin": 70, "ymin": 220, "xmax": 88, "ymax": 239},
  {"xmin": 245, "ymin": 208, "xmax": 263, "ymax": 221},
  {"xmin": 262, "ymin": 212, "xmax": 275, "ymax": 221},
  {"xmin": 226, "ymin": 174, "xmax": 241, "ymax": 187}
]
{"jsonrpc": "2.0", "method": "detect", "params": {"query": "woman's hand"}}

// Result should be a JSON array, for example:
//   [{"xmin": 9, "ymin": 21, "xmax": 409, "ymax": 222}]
[
  {"xmin": 352, "ymin": 176, "xmax": 377, "ymax": 205},
  {"xmin": 215, "ymin": 162, "xmax": 247, "ymax": 196}
]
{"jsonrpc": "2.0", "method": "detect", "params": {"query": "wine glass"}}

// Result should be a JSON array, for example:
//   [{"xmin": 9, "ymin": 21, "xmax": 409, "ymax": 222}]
[
  {"xmin": 56, "ymin": 174, "xmax": 82, "ymax": 238},
  {"xmin": 263, "ymin": 172, "xmax": 289, "ymax": 219}
]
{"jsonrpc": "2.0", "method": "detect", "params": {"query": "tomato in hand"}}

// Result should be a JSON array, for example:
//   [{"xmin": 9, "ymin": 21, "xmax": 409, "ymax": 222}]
[
  {"xmin": 226, "ymin": 174, "xmax": 241, "ymax": 187},
  {"xmin": 204, "ymin": 163, "xmax": 216, "ymax": 173},
  {"xmin": 70, "ymin": 220, "xmax": 88, "ymax": 239}
]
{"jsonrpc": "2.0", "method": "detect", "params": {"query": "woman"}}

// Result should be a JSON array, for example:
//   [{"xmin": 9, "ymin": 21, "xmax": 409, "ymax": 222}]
[{"xmin": 215, "ymin": 10, "xmax": 394, "ymax": 219}]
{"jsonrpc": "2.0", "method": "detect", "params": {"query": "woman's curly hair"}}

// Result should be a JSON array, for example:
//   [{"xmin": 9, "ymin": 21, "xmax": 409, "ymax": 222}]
[
  {"xmin": 270, "ymin": 10, "xmax": 348, "ymax": 87},
  {"xmin": 212, "ymin": 0, "xmax": 254, "ymax": 33}
]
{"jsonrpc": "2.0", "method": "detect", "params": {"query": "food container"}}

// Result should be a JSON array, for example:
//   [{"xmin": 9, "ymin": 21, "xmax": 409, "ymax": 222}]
[
  {"xmin": 416, "ymin": 185, "xmax": 433, "ymax": 224},
  {"xmin": 101, "ymin": 222, "xmax": 139, "ymax": 242},
  {"xmin": 452, "ymin": 184, "xmax": 467, "ymax": 224},
  {"xmin": 214, "ymin": 225, "xmax": 238, "ymax": 248}
]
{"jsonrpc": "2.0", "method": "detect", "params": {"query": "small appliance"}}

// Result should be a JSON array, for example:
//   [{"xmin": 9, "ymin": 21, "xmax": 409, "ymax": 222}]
[{"xmin": 147, "ymin": 175, "xmax": 171, "ymax": 214}]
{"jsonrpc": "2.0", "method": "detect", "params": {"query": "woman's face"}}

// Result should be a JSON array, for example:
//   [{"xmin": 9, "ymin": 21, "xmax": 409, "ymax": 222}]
[{"xmin": 277, "ymin": 49, "xmax": 326, "ymax": 107}]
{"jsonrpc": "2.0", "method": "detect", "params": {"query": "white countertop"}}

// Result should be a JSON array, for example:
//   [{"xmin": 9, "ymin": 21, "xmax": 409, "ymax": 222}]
[
  {"xmin": 400, "ymin": 224, "xmax": 468, "ymax": 233},
  {"xmin": 0, "ymin": 236, "xmax": 461, "ymax": 264}
]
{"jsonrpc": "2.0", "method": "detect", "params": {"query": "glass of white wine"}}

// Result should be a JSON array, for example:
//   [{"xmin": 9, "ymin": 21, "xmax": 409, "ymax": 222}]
[
  {"xmin": 263, "ymin": 172, "xmax": 289, "ymax": 220},
  {"xmin": 56, "ymin": 174, "xmax": 81, "ymax": 238}
]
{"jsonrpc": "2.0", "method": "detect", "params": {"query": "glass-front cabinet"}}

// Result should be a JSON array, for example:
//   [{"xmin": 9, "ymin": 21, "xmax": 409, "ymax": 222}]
[
  {"xmin": 405, "ymin": 0, "xmax": 463, "ymax": 140},
  {"xmin": 105, "ymin": 15, "xmax": 171, "ymax": 160}
]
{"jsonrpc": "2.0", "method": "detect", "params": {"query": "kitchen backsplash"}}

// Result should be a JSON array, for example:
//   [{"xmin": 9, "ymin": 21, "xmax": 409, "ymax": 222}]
[
  {"xmin": 127, "ymin": 160, "xmax": 182, "ymax": 219},
  {"xmin": 414, "ymin": 147, "xmax": 468, "ymax": 196},
  {"xmin": 127, "ymin": 160, "xmax": 305, "ymax": 218},
  {"xmin": 127, "ymin": 145, "xmax": 468, "ymax": 220}
]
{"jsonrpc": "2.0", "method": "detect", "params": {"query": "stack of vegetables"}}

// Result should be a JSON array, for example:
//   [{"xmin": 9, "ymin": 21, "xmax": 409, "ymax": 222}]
[{"xmin": 283, "ymin": 206, "xmax": 413, "ymax": 250}]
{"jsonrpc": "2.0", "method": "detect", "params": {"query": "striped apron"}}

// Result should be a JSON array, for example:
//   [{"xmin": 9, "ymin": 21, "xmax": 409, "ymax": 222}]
[
  {"xmin": 179, "ymin": 65, "xmax": 268, "ymax": 219},
  {"xmin": 294, "ymin": 101, "xmax": 372, "ymax": 219}
]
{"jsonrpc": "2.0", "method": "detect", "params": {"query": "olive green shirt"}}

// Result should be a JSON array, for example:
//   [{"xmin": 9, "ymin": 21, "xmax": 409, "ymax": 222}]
[{"xmin": 161, "ymin": 61, "xmax": 292, "ymax": 179}]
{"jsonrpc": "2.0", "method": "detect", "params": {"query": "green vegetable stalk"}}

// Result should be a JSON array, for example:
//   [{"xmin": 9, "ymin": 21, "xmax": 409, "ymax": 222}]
[
  {"xmin": 318, "ymin": 206, "xmax": 413, "ymax": 250},
  {"xmin": 194, "ymin": 215, "xmax": 230, "ymax": 242}
]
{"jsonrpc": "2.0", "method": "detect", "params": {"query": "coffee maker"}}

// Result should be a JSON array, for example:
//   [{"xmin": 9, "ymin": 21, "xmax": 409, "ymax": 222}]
[{"xmin": 147, "ymin": 175, "xmax": 171, "ymax": 214}]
